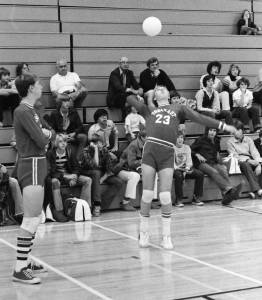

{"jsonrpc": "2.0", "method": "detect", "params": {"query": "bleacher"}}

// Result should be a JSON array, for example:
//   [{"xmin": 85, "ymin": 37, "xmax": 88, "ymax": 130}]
[{"xmin": 0, "ymin": 0, "xmax": 262, "ymax": 208}]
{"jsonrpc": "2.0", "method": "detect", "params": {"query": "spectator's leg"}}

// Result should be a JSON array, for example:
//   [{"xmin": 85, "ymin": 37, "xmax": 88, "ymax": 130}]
[
  {"xmin": 74, "ymin": 90, "xmax": 88, "ymax": 107},
  {"xmin": 219, "ymin": 91, "xmax": 230, "ymax": 111},
  {"xmin": 239, "ymin": 161, "xmax": 260, "ymax": 192},
  {"xmin": 82, "ymin": 169, "xmax": 102, "ymax": 208},
  {"xmin": 77, "ymin": 175, "xmax": 92, "ymax": 207},
  {"xmin": 248, "ymin": 106, "xmax": 261, "ymax": 131},
  {"xmin": 233, "ymin": 107, "xmax": 250, "ymax": 130},
  {"xmin": 186, "ymin": 168, "xmax": 204, "ymax": 199},
  {"xmin": 9, "ymin": 177, "xmax": 23, "ymax": 216},
  {"xmin": 173, "ymin": 169, "xmax": 184, "ymax": 204},
  {"xmin": 51, "ymin": 178, "xmax": 63, "ymax": 211},
  {"xmin": 198, "ymin": 163, "xmax": 232, "ymax": 194},
  {"xmin": 216, "ymin": 110, "xmax": 233, "ymax": 125},
  {"xmin": 75, "ymin": 133, "xmax": 88, "ymax": 160},
  {"xmin": 103, "ymin": 175, "xmax": 125, "ymax": 207},
  {"xmin": 117, "ymin": 170, "xmax": 140, "ymax": 210}
]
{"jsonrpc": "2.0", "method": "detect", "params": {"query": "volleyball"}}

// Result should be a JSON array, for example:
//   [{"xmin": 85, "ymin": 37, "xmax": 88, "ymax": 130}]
[{"xmin": 142, "ymin": 16, "xmax": 162, "ymax": 36}]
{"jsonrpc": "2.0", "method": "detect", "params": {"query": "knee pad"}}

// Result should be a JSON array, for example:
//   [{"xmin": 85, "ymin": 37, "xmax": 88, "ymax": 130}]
[
  {"xmin": 159, "ymin": 192, "xmax": 171, "ymax": 205},
  {"xmin": 142, "ymin": 190, "xmax": 154, "ymax": 203},
  {"xmin": 21, "ymin": 217, "xmax": 41, "ymax": 234}
]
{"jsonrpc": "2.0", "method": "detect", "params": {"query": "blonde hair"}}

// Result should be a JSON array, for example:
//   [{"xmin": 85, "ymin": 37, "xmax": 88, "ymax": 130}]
[{"xmin": 55, "ymin": 133, "xmax": 67, "ymax": 148}]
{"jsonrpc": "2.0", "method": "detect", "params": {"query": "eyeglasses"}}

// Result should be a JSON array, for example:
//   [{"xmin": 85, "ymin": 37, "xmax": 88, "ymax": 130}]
[{"xmin": 150, "ymin": 63, "xmax": 159, "ymax": 67}]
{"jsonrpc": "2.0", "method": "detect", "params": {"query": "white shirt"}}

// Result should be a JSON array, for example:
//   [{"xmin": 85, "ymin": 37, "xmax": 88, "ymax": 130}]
[
  {"xmin": 125, "ymin": 113, "xmax": 146, "ymax": 133},
  {"xmin": 50, "ymin": 72, "xmax": 81, "ymax": 94},
  {"xmin": 232, "ymin": 88, "xmax": 253, "ymax": 108}
]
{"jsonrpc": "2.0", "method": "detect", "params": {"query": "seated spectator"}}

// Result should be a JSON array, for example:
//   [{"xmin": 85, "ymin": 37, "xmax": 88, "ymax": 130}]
[
  {"xmin": 191, "ymin": 127, "xmax": 241, "ymax": 205},
  {"xmin": 126, "ymin": 124, "xmax": 160, "ymax": 208},
  {"xmin": 50, "ymin": 58, "xmax": 87, "ymax": 107},
  {"xmin": 227, "ymin": 121, "xmax": 262, "ymax": 199},
  {"xmin": 108, "ymin": 151, "xmax": 140, "ymax": 211},
  {"xmin": 254, "ymin": 129, "xmax": 262, "ymax": 157},
  {"xmin": 47, "ymin": 95, "xmax": 87, "ymax": 159},
  {"xmin": 125, "ymin": 105, "xmax": 146, "ymax": 142},
  {"xmin": 222, "ymin": 64, "xmax": 242, "ymax": 109},
  {"xmin": 140, "ymin": 57, "xmax": 180, "ymax": 103},
  {"xmin": 0, "ymin": 163, "xmax": 23, "ymax": 225},
  {"xmin": 80, "ymin": 137, "xmax": 135, "ymax": 213},
  {"xmin": 253, "ymin": 68, "xmax": 262, "ymax": 106},
  {"xmin": 173, "ymin": 132, "xmax": 204, "ymax": 207},
  {"xmin": 0, "ymin": 67, "xmax": 20, "ymax": 127},
  {"xmin": 196, "ymin": 74, "xmax": 233, "ymax": 125},
  {"xmin": 88, "ymin": 109, "xmax": 119, "ymax": 153},
  {"xmin": 107, "ymin": 56, "xmax": 143, "ymax": 119},
  {"xmin": 46, "ymin": 134, "xmax": 92, "ymax": 222},
  {"xmin": 16, "ymin": 62, "xmax": 30, "ymax": 77},
  {"xmin": 232, "ymin": 77, "xmax": 261, "ymax": 133},
  {"xmin": 238, "ymin": 9, "xmax": 261, "ymax": 35},
  {"xmin": 200, "ymin": 61, "xmax": 230, "ymax": 111}
]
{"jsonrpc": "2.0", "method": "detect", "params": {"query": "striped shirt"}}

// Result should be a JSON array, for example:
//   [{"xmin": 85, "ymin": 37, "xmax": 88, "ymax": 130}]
[{"xmin": 55, "ymin": 151, "xmax": 67, "ymax": 174}]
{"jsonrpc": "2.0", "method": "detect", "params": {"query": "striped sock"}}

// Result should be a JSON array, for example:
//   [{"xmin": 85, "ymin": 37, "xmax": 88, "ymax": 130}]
[{"xmin": 15, "ymin": 236, "xmax": 32, "ymax": 271}]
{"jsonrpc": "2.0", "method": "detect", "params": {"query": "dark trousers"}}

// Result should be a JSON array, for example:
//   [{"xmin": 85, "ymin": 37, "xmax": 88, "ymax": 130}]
[
  {"xmin": 200, "ymin": 110, "xmax": 233, "ymax": 125},
  {"xmin": 239, "ymin": 161, "xmax": 261, "ymax": 192},
  {"xmin": 232, "ymin": 107, "xmax": 261, "ymax": 130},
  {"xmin": 102, "ymin": 175, "xmax": 125, "ymax": 207},
  {"xmin": 0, "ymin": 94, "xmax": 20, "ymax": 122},
  {"xmin": 81, "ymin": 169, "xmax": 101, "ymax": 207},
  {"xmin": 198, "ymin": 163, "xmax": 232, "ymax": 194},
  {"xmin": 173, "ymin": 168, "xmax": 204, "ymax": 200}
]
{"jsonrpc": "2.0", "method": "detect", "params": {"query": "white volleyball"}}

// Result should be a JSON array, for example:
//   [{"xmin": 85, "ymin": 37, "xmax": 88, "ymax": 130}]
[{"xmin": 142, "ymin": 16, "xmax": 162, "ymax": 37}]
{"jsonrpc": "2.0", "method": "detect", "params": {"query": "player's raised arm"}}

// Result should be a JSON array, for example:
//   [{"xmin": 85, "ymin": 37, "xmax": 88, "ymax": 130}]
[
  {"xmin": 126, "ymin": 95, "xmax": 150, "ymax": 118},
  {"xmin": 178, "ymin": 104, "xmax": 236, "ymax": 134}
]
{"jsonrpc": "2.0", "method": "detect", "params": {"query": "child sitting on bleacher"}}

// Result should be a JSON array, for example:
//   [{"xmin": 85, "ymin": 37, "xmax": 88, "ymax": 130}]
[
  {"xmin": 232, "ymin": 77, "xmax": 261, "ymax": 133},
  {"xmin": 173, "ymin": 131, "xmax": 204, "ymax": 207},
  {"xmin": 46, "ymin": 134, "xmax": 92, "ymax": 222},
  {"xmin": 125, "ymin": 105, "xmax": 146, "ymax": 142}
]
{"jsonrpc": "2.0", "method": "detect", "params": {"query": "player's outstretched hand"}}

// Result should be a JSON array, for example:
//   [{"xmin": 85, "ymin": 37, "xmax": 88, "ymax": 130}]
[{"xmin": 224, "ymin": 124, "xmax": 237, "ymax": 135}]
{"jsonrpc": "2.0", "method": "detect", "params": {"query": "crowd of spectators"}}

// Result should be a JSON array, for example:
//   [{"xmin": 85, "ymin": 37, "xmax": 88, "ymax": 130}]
[{"xmin": 1, "ymin": 53, "xmax": 262, "ymax": 226}]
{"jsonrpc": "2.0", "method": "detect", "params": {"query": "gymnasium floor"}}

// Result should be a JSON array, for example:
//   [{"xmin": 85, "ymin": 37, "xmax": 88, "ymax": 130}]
[{"xmin": 1, "ymin": 199, "xmax": 262, "ymax": 300}]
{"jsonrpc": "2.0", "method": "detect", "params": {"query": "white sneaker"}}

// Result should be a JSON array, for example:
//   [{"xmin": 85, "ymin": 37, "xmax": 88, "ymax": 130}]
[
  {"xmin": 139, "ymin": 231, "xmax": 149, "ymax": 248},
  {"xmin": 161, "ymin": 235, "xmax": 173, "ymax": 250}
]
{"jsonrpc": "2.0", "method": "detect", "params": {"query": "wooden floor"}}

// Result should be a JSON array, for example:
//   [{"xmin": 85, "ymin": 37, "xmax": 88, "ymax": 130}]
[{"xmin": 1, "ymin": 200, "xmax": 262, "ymax": 300}]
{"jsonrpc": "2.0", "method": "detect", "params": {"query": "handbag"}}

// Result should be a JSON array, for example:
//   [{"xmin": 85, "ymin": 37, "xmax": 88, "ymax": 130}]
[
  {"xmin": 223, "ymin": 154, "xmax": 241, "ymax": 175},
  {"xmin": 64, "ymin": 198, "xmax": 91, "ymax": 222}
]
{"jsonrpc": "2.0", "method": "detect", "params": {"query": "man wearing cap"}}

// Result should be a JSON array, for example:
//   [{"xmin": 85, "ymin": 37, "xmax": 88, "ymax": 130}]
[{"xmin": 88, "ymin": 109, "xmax": 119, "ymax": 152}]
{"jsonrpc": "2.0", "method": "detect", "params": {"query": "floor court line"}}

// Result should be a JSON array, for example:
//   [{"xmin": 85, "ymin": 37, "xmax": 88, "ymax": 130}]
[
  {"xmin": 173, "ymin": 285, "xmax": 262, "ymax": 300},
  {"xmin": 0, "ymin": 238, "xmax": 113, "ymax": 300},
  {"xmin": 91, "ymin": 222, "xmax": 262, "ymax": 286}
]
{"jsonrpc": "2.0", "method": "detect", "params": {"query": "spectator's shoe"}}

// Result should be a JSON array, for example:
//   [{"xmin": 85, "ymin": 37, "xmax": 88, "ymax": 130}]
[
  {"xmin": 249, "ymin": 192, "xmax": 256, "ymax": 199},
  {"xmin": 13, "ymin": 267, "xmax": 41, "ymax": 284},
  {"xmin": 231, "ymin": 183, "xmax": 242, "ymax": 200},
  {"xmin": 222, "ymin": 189, "xmax": 234, "ymax": 206},
  {"xmin": 52, "ymin": 210, "xmax": 69, "ymax": 222},
  {"xmin": 122, "ymin": 202, "xmax": 136, "ymax": 211},
  {"xmin": 93, "ymin": 206, "xmax": 101, "ymax": 217},
  {"xmin": 161, "ymin": 235, "xmax": 174, "ymax": 250},
  {"xmin": 257, "ymin": 189, "xmax": 262, "ymax": 197},
  {"xmin": 151, "ymin": 199, "xmax": 161, "ymax": 209},
  {"xmin": 192, "ymin": 195, "xmax": 204, "ymax": 206},
  {"xmin": 139, "ymin": 231, "xmax": 149, "ymax": 248},
  {"xmin": 28, "ymin": 262, "xmax": 47, "ymax": 274},
  {"xmin": 174, "ymin": 200, "xmax": 184, "ymax": 208}
]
